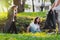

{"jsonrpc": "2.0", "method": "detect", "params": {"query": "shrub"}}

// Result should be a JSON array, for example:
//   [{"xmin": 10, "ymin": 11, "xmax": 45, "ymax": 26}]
[
  {"xmin": 18, "ymin": 12, "xmax": 46, "ymax": 18},
  {"xmin": 0, "ymin": 12, "xmax": 46, "ymax": 33},
  {"xmin": 0, "ymin": 13, "xmax": 7, "ymax": 32},
  {"xmin": 16, "ymin": 16, "xmax": 33, "ymax": 33}
]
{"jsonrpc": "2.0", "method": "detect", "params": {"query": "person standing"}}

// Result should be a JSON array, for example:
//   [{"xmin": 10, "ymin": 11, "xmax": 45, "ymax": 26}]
[
  {"xmin": 44, "ymin": 10, "xmax": 56, "ymax": 33},
  {"xmin": 40, "ymin": 2, "xmax": 45, "ymax": 11},
  {"xmin": 4, "ymin": 5, "xmax": 18, "ymax": 34},
  {"xmin": 51, "ymin": 0, "xmax": 60, "ymax": 33}
]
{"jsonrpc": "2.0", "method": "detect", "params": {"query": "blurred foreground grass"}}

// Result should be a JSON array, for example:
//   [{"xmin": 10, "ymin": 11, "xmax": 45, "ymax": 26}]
[{"xmin": 0, "ymin": 32, "xmax": 59, "ymax": 40}]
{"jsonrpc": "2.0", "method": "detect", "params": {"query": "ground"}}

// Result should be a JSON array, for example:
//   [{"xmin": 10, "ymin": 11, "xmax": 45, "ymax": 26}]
[{"xmin": 0, "ymin": 32, "xmax": 59, "ymax": 40}]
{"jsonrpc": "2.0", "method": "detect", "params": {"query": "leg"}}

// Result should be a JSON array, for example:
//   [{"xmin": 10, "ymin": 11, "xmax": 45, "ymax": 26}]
[
  {"xmin": 57, "ymin": 10, "xmax": 60, "ymax": 33},
  {"xmin": 11, "ymin": 22, "xmax": 15, "ymax": 33},
  {"xmin": 7, "ymin": 22, "xmax": 13, "ymax": 33},
  {"xmin": 13, "ymin": 22, "xmax": 18, "ymax": 34}
]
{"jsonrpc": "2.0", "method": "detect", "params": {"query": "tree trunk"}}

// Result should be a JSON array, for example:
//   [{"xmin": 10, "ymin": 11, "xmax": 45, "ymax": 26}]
[{"xmin": 13, "ymin": 0, "xmax": 25, "ymax": 12}]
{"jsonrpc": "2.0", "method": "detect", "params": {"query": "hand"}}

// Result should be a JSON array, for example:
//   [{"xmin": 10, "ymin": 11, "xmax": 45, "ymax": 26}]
[{"xmin": 50, "ymin": 6, "xmax": 55, "ymax": 11}]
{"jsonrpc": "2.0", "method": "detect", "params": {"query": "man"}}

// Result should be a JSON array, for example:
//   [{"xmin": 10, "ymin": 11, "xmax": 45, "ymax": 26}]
[
  {"xmin": 51, "ymin": 0, "xmax": 60, "ymax": 33},
  {"xmin": 44, "ymin": 10, "xmax": 56, "ymax": 33},
  {"xmin": 40, "ymin": 2, "xmax": 45, "ymax": 11}
]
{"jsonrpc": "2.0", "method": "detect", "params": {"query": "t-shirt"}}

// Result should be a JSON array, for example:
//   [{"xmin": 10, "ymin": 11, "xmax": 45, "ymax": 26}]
[
  {"xmin": 30, "ymin": 22, "xmax": 40, "ymax": 32},
  {"xmin": 55, "ymin": 0, "xmax": 58, "ymax": 5},
  {"xmin": 53, "ymin": 0, "xmax": 60, "ymax": 10},
  {"xmin": 12, "ymin": 10, "xmax": 17, "ymax": 22}
]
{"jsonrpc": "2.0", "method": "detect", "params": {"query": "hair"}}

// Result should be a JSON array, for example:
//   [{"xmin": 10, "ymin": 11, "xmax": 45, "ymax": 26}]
[
  {"xmin": 34, "ymin": 17, "xmax": 40, "ymax": 25},
  {"xmin": 11, "ymin": 5, "xmax": 17, "ymax": 10}
]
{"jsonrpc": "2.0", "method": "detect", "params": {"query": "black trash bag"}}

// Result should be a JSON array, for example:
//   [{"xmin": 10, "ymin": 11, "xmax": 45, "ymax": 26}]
[{"xmin": 43, "ymin": 10, "xmax": 56, "ymax": 29}]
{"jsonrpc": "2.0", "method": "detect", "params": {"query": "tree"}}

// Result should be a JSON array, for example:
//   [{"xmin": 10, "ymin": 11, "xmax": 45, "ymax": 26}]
[
  {"xmin": 50, "ymin": 0, "xmax": 55, "ymax": 4},
  {"xmin": 0, "ymin": 0, "xmax": 12, "ymax": 12},
  {"xmin": 24, "ymin": 4, "xmax": 29, "ymax": 9},
  {"xmin": 13, "ymin": 0, "xmax": 26, "ymax": 12}
]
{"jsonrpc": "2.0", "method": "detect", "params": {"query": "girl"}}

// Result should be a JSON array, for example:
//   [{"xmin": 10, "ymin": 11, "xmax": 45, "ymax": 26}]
[
  {"xmin": 27, "ymin": 17, "xmax": 41, "ymax": 33},
  {"xmin": 4, "ymin": 5, "xmax": 18, "ymax": 34}
]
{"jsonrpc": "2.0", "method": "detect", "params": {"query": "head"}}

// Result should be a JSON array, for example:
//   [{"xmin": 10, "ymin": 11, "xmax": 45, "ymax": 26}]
[
  {"xmin": 11, "ymin": 5, "xmax": 18, "ymax": 11},
  {"xmin": 34, "ymin": 17, "xmax": 40, "ymax": 24}
]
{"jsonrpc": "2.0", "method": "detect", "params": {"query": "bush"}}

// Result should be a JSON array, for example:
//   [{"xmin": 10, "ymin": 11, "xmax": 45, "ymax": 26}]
[
  {"xmin": 0, "ymin": 12, "xmax": 46, "ymax": 33},
  {"xmin": 16, "ymin": 16, "xmax": 33, "ymax": 33},
  {"xmin": 0, "ymin": 12, "xmax": 7, "ymax": 32},
  {"xmin": 0, "ymin": 12, "xmax": 46, "ymax": 18},
  {"xmin": 18, "ymin": 12, "xmax": 46, "ymax": 18}
]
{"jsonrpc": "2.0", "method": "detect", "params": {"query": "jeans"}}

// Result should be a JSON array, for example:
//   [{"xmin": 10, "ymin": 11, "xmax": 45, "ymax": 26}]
[{"xmin": 30, "ymin": 27, "xmax": 41, "ymax": 33}]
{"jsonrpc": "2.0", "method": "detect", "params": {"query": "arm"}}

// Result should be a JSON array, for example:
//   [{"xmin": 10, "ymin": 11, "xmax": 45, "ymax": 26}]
[
  {"xmin": 27, "ymin": 26, "xmax": 30, "ymax": 33},
  {"xmin": 51, "ymin": 0, "xmax": 60, "ymax": 9},
  {"xmin": 51, "ymin": 2, "xmax": 55, "ymax": 9},
  {"xmin": 54, "ymin": 0, "xmax": 60, "ymax": 7}
]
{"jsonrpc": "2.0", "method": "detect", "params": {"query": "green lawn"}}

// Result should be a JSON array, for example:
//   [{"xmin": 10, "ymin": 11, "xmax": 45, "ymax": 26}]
[
  {"xmin": 18, "ymin": 12, "xmax": 46, "ymax": 17},
  {"xmin": 0, "ymin": 33, "xmax": 59, "ymax": 40},
  {"xmin": 0, "ymin": 12, "xmax": 59, "ymax": 40},
  {"xmin": 0, "ymin": 12, "xmax": 46, "ymax": 20}
]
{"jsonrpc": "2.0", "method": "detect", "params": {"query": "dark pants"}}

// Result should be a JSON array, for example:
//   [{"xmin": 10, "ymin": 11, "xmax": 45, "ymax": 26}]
[
  {"xmin": 7, "ymin": 22, "xmax": 17, "ymax": 34},
  {"xmin": 41, "ymin": 8, "xmax": 43, "ymax": 11}
]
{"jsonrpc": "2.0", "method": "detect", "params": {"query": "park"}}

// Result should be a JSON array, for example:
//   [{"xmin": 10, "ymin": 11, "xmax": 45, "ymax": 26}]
[{"xmin": 0, "ymin": 0, "xmax": 60, "ymax": 40}]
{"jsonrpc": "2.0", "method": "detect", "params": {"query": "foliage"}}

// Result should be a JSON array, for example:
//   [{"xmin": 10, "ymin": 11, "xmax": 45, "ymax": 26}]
[
  {"xmin": 50, "ymin": 0, "xmax": 55, "ymax": 4},
  {"xmin": 16, "ymin": 16, "xmax": 33, "ymax": 32},
  {"xmin": 0, "ymin": 0, "xmax": 12, "ymax": 12},
  {"xmin": 0, "ymin": 12, "xmax": 46, "ymax": 32},
  {"xmin": 24, "ymin": 4, "xmax": 29, "ymax": 9},
  {"xmin": 18, "ymin": 12, "xmax": 46, "ymax": 17},
  {"xmin": 0, "ymin": 33, "xmax": 59, "ymax": 40},
  {"xmin": 13, "ymin": 0, "xmax": 26, "ymax": 12}
]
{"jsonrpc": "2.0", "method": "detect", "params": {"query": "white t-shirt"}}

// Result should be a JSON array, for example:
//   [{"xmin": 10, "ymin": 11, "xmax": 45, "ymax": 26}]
[
  {"xmin": 53, "ymin": 0, "xmax": 60, "ymax": 10},
  {"xmin": 12, "ymin": 10, "xmax": 17, "ymax": 22},
  {"xmin": 30, "ymin": 22, "xmax": 40, "ymax": 31}
]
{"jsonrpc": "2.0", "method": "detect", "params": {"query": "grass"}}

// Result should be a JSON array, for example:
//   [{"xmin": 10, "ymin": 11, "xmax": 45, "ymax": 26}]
[
  {"xmin": 18, "ymin": 12, "xmax": 46, "ymax": 18},
  {"xmin": 0, "ymin": 12, "xmax": 59, "ymax": 40},
  {"xmin": 0, "ymin": 12, "xmax": 46, "ymax": 22},
  {"xmin": 0, "ymin": 33, "xmax": 59, "ymax": 40},
  {"xmin": 0, "ymin": 12, "xmax": 46, "ymax": 18}
]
